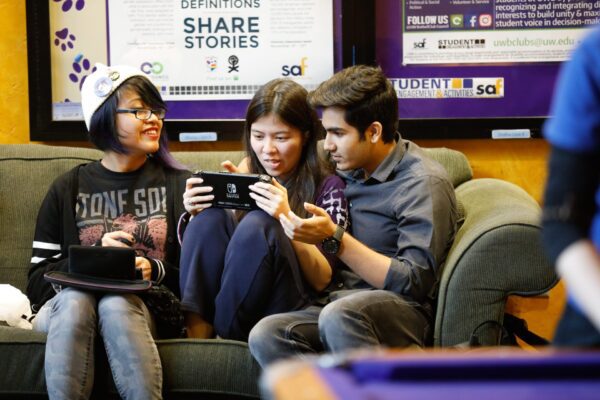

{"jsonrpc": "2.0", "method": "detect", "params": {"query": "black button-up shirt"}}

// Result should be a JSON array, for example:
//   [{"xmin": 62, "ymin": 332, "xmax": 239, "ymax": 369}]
[{"xmin": 337, "ymin": 139, "xmax": 458, "ymax": 303}]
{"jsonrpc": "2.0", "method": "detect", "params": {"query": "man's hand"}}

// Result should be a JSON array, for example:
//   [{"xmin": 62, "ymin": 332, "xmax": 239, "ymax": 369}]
[{"xmin": 279, "ymin": 202, "xmax": 337, "ymax": 244}]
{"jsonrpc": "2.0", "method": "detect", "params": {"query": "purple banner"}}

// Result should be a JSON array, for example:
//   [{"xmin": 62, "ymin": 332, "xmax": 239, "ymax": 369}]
[{"xmin": 377, "ymin": 0, "xmax": 589, "ymax": 119}]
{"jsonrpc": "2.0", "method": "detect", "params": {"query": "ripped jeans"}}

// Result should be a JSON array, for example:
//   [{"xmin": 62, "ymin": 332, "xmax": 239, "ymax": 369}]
[{"xmin": 33, "ymin": 288, "xmax": 162, "ymax": 400}]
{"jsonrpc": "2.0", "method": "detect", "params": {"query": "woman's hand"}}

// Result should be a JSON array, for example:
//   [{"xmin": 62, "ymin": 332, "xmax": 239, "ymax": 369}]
[
  {"xmin": 249, "ymin": 178, "xmax": 291, "ymax": 220},
  {"xmin": 183, "ymin": 176, "xmax": 215, "ymax": 216},
  {"xmin": 101, "ymin": 230, "xmax": 135, "ymax": 247},
  {"xmin": 135, "ymin": 257, "xmax": 152, "ymax": 280}
]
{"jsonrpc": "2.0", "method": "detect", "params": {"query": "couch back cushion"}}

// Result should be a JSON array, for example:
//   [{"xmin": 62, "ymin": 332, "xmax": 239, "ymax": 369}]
[
  {"xmin": 0, "ymin": 145, "xmax": 246, "ymax": 292},
  {"xmin": 422, "ymin": 147, "xmax": 472, "ymax": 188},
  {"xmin": 0, "ymin": 144, "xmax": 104, "ymax": 291},
  {"xmin": 0, "ymin": 143, "xmax": 466, "ymax": 293},
  {"xmin": 173, "ymin": 151, "xmax": 245, "ymax": 173}
]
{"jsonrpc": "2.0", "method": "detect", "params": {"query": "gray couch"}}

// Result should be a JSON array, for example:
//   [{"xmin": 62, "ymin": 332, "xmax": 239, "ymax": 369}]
[{"xmin": 0, "ymin": 143, "xmax": 557, "ymax": 398}]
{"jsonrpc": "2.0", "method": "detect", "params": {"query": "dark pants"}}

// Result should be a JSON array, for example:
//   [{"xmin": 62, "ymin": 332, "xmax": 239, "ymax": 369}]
[
  {"xmin": 553, "ymin": 302, "xmax": 600, "ymax": 347},
  {"xmin": 179, "ymin": 209, "xmax": 309, "ymax": 341},
  {"xmin": 248, "ymin": 290, "xmax": 432, "ymax": 368}
]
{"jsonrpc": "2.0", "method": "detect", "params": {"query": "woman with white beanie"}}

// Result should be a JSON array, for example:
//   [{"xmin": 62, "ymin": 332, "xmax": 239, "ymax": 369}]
[{"xmin": 27, "ymin": 64, "xmax": 188, "ymax": 399}]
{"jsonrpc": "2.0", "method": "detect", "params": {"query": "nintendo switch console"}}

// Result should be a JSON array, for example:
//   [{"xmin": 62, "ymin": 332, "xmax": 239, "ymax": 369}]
[{"xmin": 192, "ymin": 171, "xmax": 271, "ymax": 210}]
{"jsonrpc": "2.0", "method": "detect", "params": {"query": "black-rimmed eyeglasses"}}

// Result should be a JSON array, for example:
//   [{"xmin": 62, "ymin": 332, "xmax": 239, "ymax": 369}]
[{"xmin": 116, "ymin": 108, "xmax": 166, "ymax": 120}]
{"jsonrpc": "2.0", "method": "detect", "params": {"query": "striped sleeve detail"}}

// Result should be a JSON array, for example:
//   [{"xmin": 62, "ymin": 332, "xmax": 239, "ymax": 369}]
[
  {"xmin": 31, "ymin": 241, "xmax": 62, "ymax": 265},
  {"xmin": 33, "ymin": 241, "xmax": 61, "ymax": 250},
  {"xmin": 152, "ymin": 259, "xmax": 166, "ymax": 284},
  {"xmin": 177, "ymin": 212, "xmax": 191, "ymax": 245},
  {"xmin": 31, "ymin": 254, "xmax": 62, "ymax": 264}
]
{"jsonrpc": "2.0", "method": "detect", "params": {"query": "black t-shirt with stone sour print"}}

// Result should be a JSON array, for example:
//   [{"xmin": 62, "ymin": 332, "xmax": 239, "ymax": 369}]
[{"xmin": 76, "ymin": 160, "xmax": 167, "ymax": 260}]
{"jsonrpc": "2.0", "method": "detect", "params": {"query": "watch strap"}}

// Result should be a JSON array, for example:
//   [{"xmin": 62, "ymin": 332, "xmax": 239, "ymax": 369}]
[{"xmin": 332, "ymin": 224, "xmax": 344, "ymax": 241}]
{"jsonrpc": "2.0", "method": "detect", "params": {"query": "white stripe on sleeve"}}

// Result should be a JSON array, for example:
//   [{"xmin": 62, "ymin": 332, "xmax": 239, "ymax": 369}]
[
  {"xmin": 153, "ymin": 259, "xmax": 165, "ymax": 283},
  {"xmin": 31, "ymin": 253, "xmax": 62, "ymax": 264},
  {"xmin": 32, "ymin": 241, "xmax": 61, "ymax": 250}
]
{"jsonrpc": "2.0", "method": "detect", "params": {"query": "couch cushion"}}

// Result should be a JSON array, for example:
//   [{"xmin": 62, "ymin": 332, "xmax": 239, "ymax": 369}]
[
  {"xmin": 0, "ymin": 144, "xmax": 469, "ymax": 293},
  {"xmin": 157, "ymin": 338, "xmax": 260, "ymax": 398},
  {"xmin": 0, "ymin": 326, "xmax": 260, "ymax": 399},
  {"xmin": 0, "ymin": 326, "xmax": 47, "ymax": 397},
  {"xmin": 0, "ymin": 144, "xmax": 247, "ymax": 293}
]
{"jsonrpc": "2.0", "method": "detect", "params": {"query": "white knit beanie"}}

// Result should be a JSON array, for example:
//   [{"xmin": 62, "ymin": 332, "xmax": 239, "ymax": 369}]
[{"xmin": 80, "ymin": 63, "xmax": 146, "ymax": 130}]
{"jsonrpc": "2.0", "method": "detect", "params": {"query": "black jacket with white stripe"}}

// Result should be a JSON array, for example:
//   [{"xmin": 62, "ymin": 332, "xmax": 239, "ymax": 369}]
[{"xmin": 26, "ymin": 160, "xmax": 188, "ymax": 312}]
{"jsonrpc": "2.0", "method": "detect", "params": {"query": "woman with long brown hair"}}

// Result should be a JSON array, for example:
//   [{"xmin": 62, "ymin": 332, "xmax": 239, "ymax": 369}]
[{"xmin": 178, "ymin": 78, "xmax": 348, "ymax": 340}]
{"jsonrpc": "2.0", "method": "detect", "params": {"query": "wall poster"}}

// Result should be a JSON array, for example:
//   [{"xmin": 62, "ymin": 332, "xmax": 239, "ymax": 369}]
[
  {"xmin": 403, "ymin": 0, "xmax": 599, "ymax": 65},
  {"xmin": 49, "ymin": 0, "xmax": 335, "ymax": 122},
  {"xmin": 376, "ymin": 0, "xmax": 598, "ymax": 118}
]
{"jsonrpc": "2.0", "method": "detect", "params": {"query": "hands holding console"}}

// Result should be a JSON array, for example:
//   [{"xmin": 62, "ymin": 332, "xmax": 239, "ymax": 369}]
[
  {"xmin": 182, "ymin": 159, "xmax": 239, "ymax": 215},
  {"xmin": 182, "ymin": 158, "xmax": 292, "ymax": 220},
  {"xmin": 182, "ymin": 157, "xmax": 334, "ymax": 248}
]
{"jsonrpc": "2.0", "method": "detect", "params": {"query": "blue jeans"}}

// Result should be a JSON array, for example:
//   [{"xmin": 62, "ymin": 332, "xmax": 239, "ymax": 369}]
[
  {"xmin": 33, "ymin": 288, "xmax": 162, "ymax": 400},
  {"xmin": 248, "ymin": 290, "xmax": 432, "ymax": 367},
  {"xmin": 179, "ymin": 208, "xmax": 309, "ymax": 341}
]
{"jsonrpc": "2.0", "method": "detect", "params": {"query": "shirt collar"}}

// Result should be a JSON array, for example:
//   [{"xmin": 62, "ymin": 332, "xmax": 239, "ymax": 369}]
[
  {"xmin": 342, "ymin": 134, "xmax": 406, "ymax": 183},
  {"xmin": 368, "ymin": 138, "xmax": 406, "ymax": 183}
]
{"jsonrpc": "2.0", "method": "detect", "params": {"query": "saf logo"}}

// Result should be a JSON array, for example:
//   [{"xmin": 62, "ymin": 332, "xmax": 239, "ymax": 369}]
[
  {"xmin": 282, "ymin": 57, "xmax": 308, "ymax": 76},
  {"xmin": 476, "ymin": 79, "xmax": 504, "ymax": 96},
  {"xmin": 414, "ymin": 39, "xmax": 426, "ymax": 49}
]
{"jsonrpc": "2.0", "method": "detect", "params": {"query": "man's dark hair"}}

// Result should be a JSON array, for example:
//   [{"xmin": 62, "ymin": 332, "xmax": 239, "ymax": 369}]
[{"xmin": 308, "ymin": 65, "xmax": 398, "ymax": 143}]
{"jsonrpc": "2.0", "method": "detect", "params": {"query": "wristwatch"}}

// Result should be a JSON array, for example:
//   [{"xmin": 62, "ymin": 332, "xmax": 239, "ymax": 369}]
[{"xmin": 322, "ymin": 225, "xmax": 344, "ymax": 255}]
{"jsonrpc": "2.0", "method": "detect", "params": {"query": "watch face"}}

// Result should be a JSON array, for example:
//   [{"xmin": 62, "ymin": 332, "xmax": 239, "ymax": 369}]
[{"xmin": 322, "ymin": 237, "xmax": 340, "ymax": 254}]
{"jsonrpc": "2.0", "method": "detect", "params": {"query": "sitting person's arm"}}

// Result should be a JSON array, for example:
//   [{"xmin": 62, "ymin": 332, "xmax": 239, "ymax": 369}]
[
  {"xmin": 286, "ymin": 175, "xmax": 348, "ymax": 291},
  {"xmin": 281, "ymin": 175, "xmax": 457, "ymax": 303},
  {"xmin": 250, "ymin": 176, "xmax": 347, "ymax": 292},
  {"xmin": 27, "ymin": 178, "xmax": 70, "ymax": 311}
]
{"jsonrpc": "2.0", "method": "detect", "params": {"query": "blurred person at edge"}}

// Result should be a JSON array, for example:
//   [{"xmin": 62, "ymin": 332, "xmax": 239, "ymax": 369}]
[{"xmin": 542, "ymin": 27, "xmax": 600, "ymax": 346}]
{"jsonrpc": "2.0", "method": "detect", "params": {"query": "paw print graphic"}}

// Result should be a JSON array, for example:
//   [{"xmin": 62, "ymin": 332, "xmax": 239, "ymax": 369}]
[
  {"xmin": 54, "ymin": 28, "xmax": 76, "ymax": 52},
  {"xmin": 68, "ymin": 55, "xmax": 96, "ymax": 90},
  {"xmin": 53, "ymin": 0, "xmax": 85, "ymax": 12}
]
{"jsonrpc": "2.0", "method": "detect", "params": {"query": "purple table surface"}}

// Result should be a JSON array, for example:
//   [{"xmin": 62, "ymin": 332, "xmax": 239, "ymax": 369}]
[{"xmin": 316, "ymin": 349, "xmax": 600, "ymax": 400}]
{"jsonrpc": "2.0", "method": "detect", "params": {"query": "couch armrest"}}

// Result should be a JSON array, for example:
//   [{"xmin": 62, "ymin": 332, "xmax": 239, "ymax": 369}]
[{"xmin": 434, "ymin": 178, "xmax": 558, "ymax": 347}]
